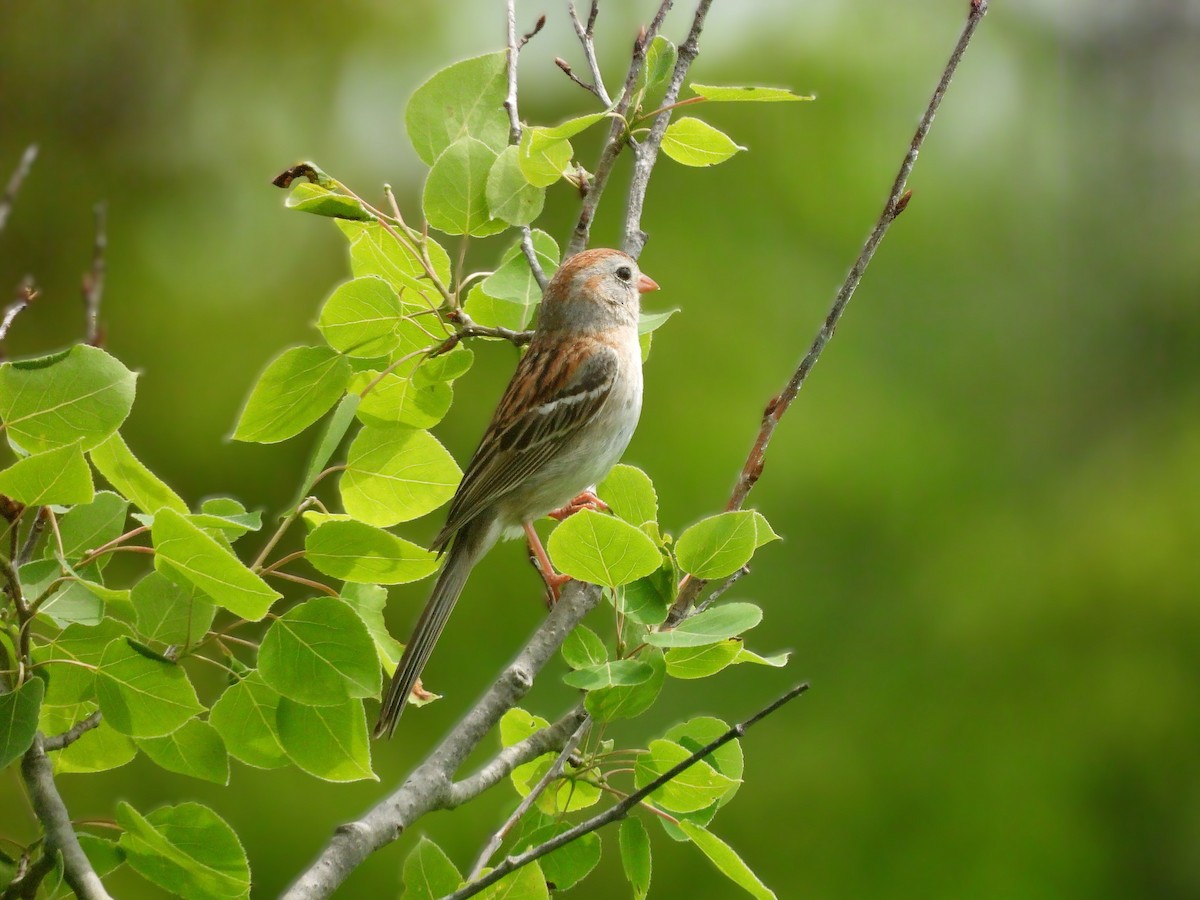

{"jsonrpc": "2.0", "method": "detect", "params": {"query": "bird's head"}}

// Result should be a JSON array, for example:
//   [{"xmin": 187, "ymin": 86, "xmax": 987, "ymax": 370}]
[{"xmin": 537, "ymin": 248, "xmax": 659, "ymax": 333}]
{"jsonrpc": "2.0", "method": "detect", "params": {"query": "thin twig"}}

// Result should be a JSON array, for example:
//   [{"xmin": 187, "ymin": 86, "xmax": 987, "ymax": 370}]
[
  {"xmin": 82, "ymin": 203, "xmax": 107, "ymax": 346},
  {"xmin": 568, "ymin": 2, "xmax": 613, "ymax": 105},
  {"xmin": 17, "ymin": 507, "xmax": 50, "ymax": 566},
  {"xmin": 566, "ymin": 0, "xmax": 675, "ymax": 257},
  {"xmin": 446, "ymin": 684, "xmax": 810, "ymax": 900},
  {"xmin": 622, "ymin": 0, "xmax": 714, "ymax": 259},
  {"xmin": 669, "ymin": 0, "xmax": 991, "ymax": 621},
  {"xmin": 468, "ymin": 714, "xmax": 592, "ymax": 880},
  {"xmin": 0, "ymin": 144, "xmax": 38, "ymax": 235},
  {"xmin": 0, "ymin": 278, "xmax": 38, "ymax": 358},
  {"xmin": 432, "ymin": 314, "xmax": 533, "ymax": 357},
  {"xmin": 42, "ymin": 712, "xmax": 103, "ymax": 752}
]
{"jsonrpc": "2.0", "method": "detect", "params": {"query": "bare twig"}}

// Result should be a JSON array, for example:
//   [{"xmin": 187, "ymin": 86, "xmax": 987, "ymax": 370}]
[
  {"xmin": 467, "ymin": 713, "xmax": 592, "ymax": 879},
  {"xmin": 0, "ymin": 278, "xmax": 38, "ymax": 358},
  {"xmin": 433, "ymin": 312, "xmax": 533, "ymax": 356},
  {"xmin": 503, "ymin": 2, "xmax": 549, "ymax": 290},
  {"xmin": 83, "ymin": 203, "xmax": 107, "ymax": 346},
  {"xmin": 670, "ymin": 0, "xmax": 991, "ymax": 621},
  {"xmin": 282, "ymin": 581, "xmax": 604, "ymax": 900},
  {"xmin": 20, "ymin": 736, "xmax": 113, "ymax": 899},
  {"xmin": 17, "ymin": 507, "xmax": 50, "ymax": 566},
  {"xmin": 41, "ymin": 712, "xmax": 103, "ymax": 752},
  {"xmin": 0, "ymin": 144, "xmax": 38, "ymax": 235},
  {"xmin": 446, "ymin": 684, "xmax": 810, "ymax": 900},
  {"xmin": 567, "ymin": 2, "xmax": 613, "ymax": 105},
  {"xmin": 566, "ymin": 0, "xmax": 674, "ymax": 257},
  {"xmin": 622, "ymin": 0, "xmax": 714, "ymax": 258}
]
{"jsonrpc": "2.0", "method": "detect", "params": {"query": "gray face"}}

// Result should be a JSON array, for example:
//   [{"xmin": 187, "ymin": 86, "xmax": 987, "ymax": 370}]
[{"xmin": 539, "ymin": 250, "xmax": 645, "ymax": 333}]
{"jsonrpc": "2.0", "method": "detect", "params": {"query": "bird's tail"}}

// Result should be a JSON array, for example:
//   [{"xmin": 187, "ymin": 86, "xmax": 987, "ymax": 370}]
[{"xmin": 373, "ymin": 522, "xmax": 489, "ymax": 739}]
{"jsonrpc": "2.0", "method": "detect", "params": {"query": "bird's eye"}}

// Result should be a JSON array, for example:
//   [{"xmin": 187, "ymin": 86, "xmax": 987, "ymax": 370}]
[{"xmin": 616, "ymin": 266, "xmax": 632, "ymax": 282}]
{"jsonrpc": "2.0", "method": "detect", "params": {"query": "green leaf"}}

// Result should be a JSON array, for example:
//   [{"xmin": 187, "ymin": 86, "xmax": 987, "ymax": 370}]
[
  {"xmin": 209, "ymin": 672, "xmax": 288, "ymax": 770},
  {"xmin": 0, "ymin": 344, "xmax": 135, "ymax": 452},
  {"xmin": 517, "ymin": 128, "xmax": 572, "ymax": 187},
  {"xmin": 276, "ymin": 696, "xmax": 375, "ymax": 782},
  {"xmin": 477, "ymin": 861, "xmax": 549, "ymax": 900},
  {"xmin": 678, "ymin": 821, "xmax": 776, "ymax": 899},
  {"xmin": 531, "ymin": 111, "xmax": 610, "ymax": 145},
  {"xmin": 645, "ymin": 602, "xmax": 763, "ymax": 648},
  {"xmin": 352, "ymin": 370, "xmax": 453, "ymax": 430},
  {"xmin": 337, "ymin": 220, "xmax": 453, "ymax": 295},
  {"xmin": 194, "ymin": 497, "xmax": 263, "ymax": 541},
  {"xmin": 131, "ymin": 572, "xmax": 215, "ymax": 648},
  {"xmin": 136, "ymin": 719, "xmax": 229, "ymax": 785},
  {"xmin": 405, "ymin": 50, "xmax": 509, "ymax": 165},
  {"xmin": 76, "ymin": 833, "xmax": 126, "ymax": 879},
  {"xmin": 306, "ymin": 519, "xmax": 439, "ymax": 584},
  {"xmin": 258, "ymin": 597, "xmax": 381, "ymax": 705},
  {"xmin": 89, "ymin": 432, "xmax": 189, "ymax": 515},
  {"xmin": 36, "ymin": 578, "xmax": 105, "ymax": 628},
  {"xmin": 33, "ymin": 619, "xmax": 126, "ymax": 705},
  {"xmin": 475, "ymin": 231, "xmax": 559, "ymax": 329},
  {"xmin": 620, "ymin": 818, "xmax": 652, "ymax": 899},
  {"xmin": 289, "ymin": 393, "xmax": 360, "ymax": 511},
  {"xmin": 233, "ymin": 346, "xmax": 352, "ymax": 443},
  {"xmin": 598, "ymin": 464, "xmax": 658, "ymax": 527},
  {"xmin": 689, "ymin": 83, "xmax": 814, "ymax": 103},
  {"xmin": 661, "ymin": 117, "xmax": 745, "ymax": 167},
  {"xmin": 548, "ymin": 509, "xmax": 661, "ymax": 588},
  {"xmin": 318, "ymin": 275, "xmax": 424, "ymax": 359},
  {"xmin": 284, "ymin": 181, "xmax": 372, "ymax": 220},
  {"xmin": 0, "ymin": 443, "xmax": 93, "ymax": 506},
  {"xmin": 424, "ymin": 137, "xmax": 506, "ymax": 237},
  {"xmin": 640, "ymin": 36, "xmax": 677, "ymax": 93},
  {"xmin": 750, "ymin": 510, "xmax": 781, "ymax": 547},
  {"xmin": 619, "ymin": 565, "xmax": 674, "ymax": 626},
  {"xmin": 562, "ymin": 659, "xmax": 654, "ymax": 690},
  {"xmin": 675, "ymin": 510, "xmax": 759, "ymax": 579},
  {"xmin": 500, "ymin": 707, "xmax": 551, "ymax": 793},
  {"xmin": 561, "ymin": 625, "xmax": 607, "ymax": 669},
  {"xmin": 512, "ymin": 816, "xmax": 600, "ymax": 891},
  {"xmin": 95, "ymin": 638, "xmax": 203, "ymax": 737},
  {"xmin": 52, "ymin": 490, "xmax": 129, "ymax": 568},
  {"xmin": 342, "ymin": 583, "xmax": 403, "ymax": 674},
  {"xmin": 487, "ymin": 145, "xmax": 545, "ymax": 226},
  {"xmin": 634, "ymin": 738, "xmax": 738, "ymax": 813},
  {"xmin": 117, "ymin": 801, "xmax": 251, "ymax": 900},
  {"xmin": 665, "ymin": 639, "xmax": 742, "ymax": 679},
  {"xmin": 585, "ymin": 648, "xmax": 665, "ymax": 722},
  {"xmin": 152, "ymin": 508, "xmax": 280, "ymax": 620},
  {"xmin": 735, "ymin": 646, "xmax": 791, "ymax": 668},
  {"xmin": 0, "ymin": 678, "xmax": 43, "ymax": 770},
  {"xmin": 416, "ymin": 346, "xmax": 474, "ymax": 384},
  {"xmin": 340, "ymin": 425, "xmax": 461, "ymax": 527},
  {"xmin": 638, "ymin": 307, "xmax": 678, "ymax": 337},
  {"xmin": 401, "ymin": 836, "xmax": 462, "ymax": 900},
  {"xmin": 41, "ymin": 701, "xmax": 137, "ymax": 774}
]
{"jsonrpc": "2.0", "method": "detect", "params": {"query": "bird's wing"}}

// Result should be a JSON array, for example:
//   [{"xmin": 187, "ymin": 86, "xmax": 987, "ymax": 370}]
[{"xmin": 431, "ymin": 338, "xmax": 618, "ymax": 552}]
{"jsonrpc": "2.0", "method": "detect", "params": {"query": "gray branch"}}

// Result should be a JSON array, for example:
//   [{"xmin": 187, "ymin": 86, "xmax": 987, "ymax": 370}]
[
  {"xmin": 42, "ymin": 711, "xmax": 103, "ymax": 752},
  {"xmin": 622, "ymin": 0, "xmax": 714, "ymax": 259},
  {"xmin": 504, "ymin": 0, "xmax": 548, "ymax": 290},
  {"xmin": 282, "ymin": 581, "xmax": 603, "ymax": 900},
  {"xmin": 0, "ymin": 144, "xmax": 38, "ymax": 235},
  {"xmin": 20, "ymin": 736, "xmax": 114, "ymax": 900}
]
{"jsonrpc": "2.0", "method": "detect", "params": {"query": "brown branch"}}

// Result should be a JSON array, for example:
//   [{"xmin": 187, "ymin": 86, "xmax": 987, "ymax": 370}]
[
  {"xmin": 0, "ymin": 144, "xmax": 38, "ymax": 235},
  {"xmin": 445, "ymin": 683, "xmax": 810, "ymax": 900},
  {"xmin": 622, "ymin": 0, "xmax": 714, "ymax": 259},
  {"xmin": 436, "ymin": 311, "xmax": 533, "ymax": 356},
  {"xmin": 566, "ymin": 0, "xmax": 675, "ymax": 257},
  {"xmin": 669, "ymin": 0, "xmax": 991, "ymax": 621}
]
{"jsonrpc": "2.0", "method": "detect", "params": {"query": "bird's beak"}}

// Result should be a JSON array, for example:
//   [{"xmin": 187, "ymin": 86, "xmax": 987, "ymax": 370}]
[{"xmin": 637, "ymin": 273, "xmax": 660, "ymax": 294}]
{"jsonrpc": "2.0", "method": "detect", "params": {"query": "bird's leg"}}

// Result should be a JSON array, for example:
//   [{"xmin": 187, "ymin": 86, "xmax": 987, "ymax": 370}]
[
  {"xmin": 524, "ymin": 522, "xmax": 572, "ymax": 607},
  {"xmin": 548, "ymin": 489, "xmax": 609, "ymax": 521}
]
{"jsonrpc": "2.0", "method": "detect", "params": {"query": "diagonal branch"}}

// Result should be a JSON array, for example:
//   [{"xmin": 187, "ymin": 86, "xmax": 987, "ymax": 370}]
[
  {"xmin": 670, "ymin": 0, "xmax": 991, "ymax": 620},
  {"xmin": 445, "ymin": 683, "xmax": 810, "ymax": 900},
  {"xmin": 0, "ymin": 144, "xmax": 38, "ymax": 235},
  {"xmin": 282, "ymin": 581, "xmax": 603, "ymax": 900}
]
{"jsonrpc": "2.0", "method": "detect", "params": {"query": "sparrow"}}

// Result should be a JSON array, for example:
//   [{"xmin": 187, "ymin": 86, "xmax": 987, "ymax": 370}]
[{"xmin": 374, "ymin": 248, "xmax": 659, "ymax": 739}]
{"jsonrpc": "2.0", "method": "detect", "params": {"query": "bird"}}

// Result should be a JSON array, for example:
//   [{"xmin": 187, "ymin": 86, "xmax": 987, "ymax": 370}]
[{"xmin": 374, "ymin": 247, "xmax": 659, "ymax": 739}]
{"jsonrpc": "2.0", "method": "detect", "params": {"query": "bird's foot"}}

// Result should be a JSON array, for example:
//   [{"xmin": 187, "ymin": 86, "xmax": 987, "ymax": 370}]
[
  {"xmin": 525, "ymin": 521, "xmax": 572, "ymax": 607},
  {"xmin": 548, "ymin": 490, "xmax": 609, "ymax": 521}
]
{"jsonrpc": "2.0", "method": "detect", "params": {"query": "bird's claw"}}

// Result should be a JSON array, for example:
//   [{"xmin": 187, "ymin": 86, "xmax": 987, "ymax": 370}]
[{"xmin": 548, "ymin": 490, "xmax": 609, "ymax": 520}]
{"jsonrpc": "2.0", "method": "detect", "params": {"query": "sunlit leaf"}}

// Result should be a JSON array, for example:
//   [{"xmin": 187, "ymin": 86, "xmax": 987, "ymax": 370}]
[
  {"xmin": 284, "ymin": 182, "xmax": 372, "ymax": 220},
  {"xmin": 645, "ymin": 602, "xmax": 763, "ymax": 648},
  {"xmin": 402, "ymin": 836, "xmax": 462, "ymax": 900},
  {"xmin": 306, "ymin": 520, "xmax": 439, "ymax": 584},
  {"xmin": 561, "ymin": 625, "xmax": 607, "ymax": 670},
  {"xmin": 0, "ymin": 442, "xmax": 93, "ymax": 506},
  {"xmin": 136, "ymin": 719, "xmax": 230, "ymax": 785},
  {"xmin": 598, "ymin": 464, "xmax": 658, "ymax": 527},
  {"xmin": 634, "ymin": 738, "xmax": 737, "ymax": 813},
  {"xmin": 0, "ymin": 677, "xmax": 43, "ymax": 770},
  {"xmin": 548, "ymin": 509, "xmax": 661, "ymax": 588},
  {"xmin": 487, "ymin": 145, "xmax": 545, "ymax": 226},
  {"xmin": 89, "ymin": 432, "xmax": 188, "ymax": 515},
  {"xmin": 118, "ymin": 801, "xmax": 251, "ymax": 900},
  {"xmin": 689, "ymin": 83, "xmax": 814, "ymax": 103},
  {"xmin": 678, "ymin": 821, "xmax": 775, "ymax": 899},
  {"xmin": 276, "ymin": 696, "xmax": 375, "ymax": 782},
  {"xmin": 585, "ymin": 648, "xmax": 665, "ymax": 722},
  {"xmin": 620, "ymin": 818, "xmax": 652, "ymax": 899},
  {"xmin": 424, "ymin": 137, "xmax": 506, "ymax": 237},
  {"xmin": 95, "ymin": 638, "xmax": 204, "ymax": 737},
  {"xmin": 209, "ymin": 672, "xmax": 288, "ymax": 770},
  {"xmin": 340, "ymin": 425, "xmax": 460, "ymax": 526},
  {"xmin": 661, "ymin": 117, "xmax": 745, "ymax": 167},
  {"xmin": 675, "ymin": 511, "xmax": 758, "ymax": 579},
  {"xmin": 233, "ymin": 346, "xmax": 352, "ymax": 443},
  {"xmin": 405, "ymin": 50, "xmax": 509, "ymax": 165},
  {"xmin": 562, "ymin": 659, "xmax": 654, "ymax": 690}
]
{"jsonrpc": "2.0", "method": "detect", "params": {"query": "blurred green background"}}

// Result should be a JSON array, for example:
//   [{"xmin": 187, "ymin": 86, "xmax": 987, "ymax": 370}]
[{"xmin": 4, "ymin": 0, "xmax": 1199, "ymax": 896}]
